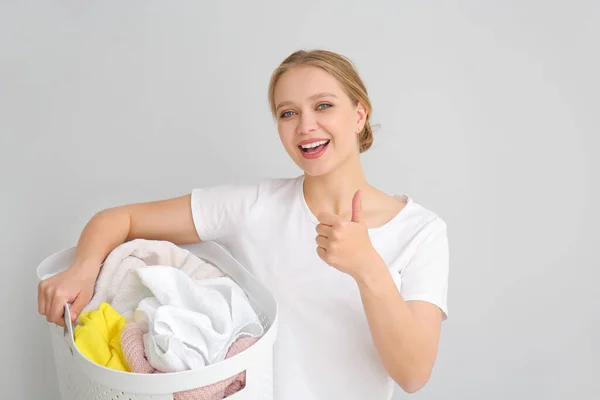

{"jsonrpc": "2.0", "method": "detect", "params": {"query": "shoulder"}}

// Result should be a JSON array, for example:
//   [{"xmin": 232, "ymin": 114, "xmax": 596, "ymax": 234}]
[
  {"xmin": 398, "ymin": 198, "xmax": 449, "ymax": 268},
  {"xmin": 387, "ymin": 192, "xmax": 447, "ymax": 230},
  {"xmin": 392, "ymin": 197, "xmax": 450, "ymax": 317},
  {"xmin": 191, "ymin": 175, "xmax": 302, "ymax": 207},
  {"xmin": 255, "ymin": 175, "xmax": 302, "ymax": 197},
  {"xmin": 189, "ymin": 175, "xmax": 303, "ymax": 241},
  {"xmin": 404, "ymin": 198, "xmax": 447, "ymax": 235},
  {"xmin": 379, "ymin": 194, "xmax": 449, "ymax": 254}
]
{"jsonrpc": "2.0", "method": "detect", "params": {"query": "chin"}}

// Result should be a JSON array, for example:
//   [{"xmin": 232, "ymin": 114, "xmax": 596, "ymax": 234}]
[
  {"xmin": 287, "ymin": 143, "xmax": 351, "ymax": 177},
  {"xmin": 302, "ymin": 168, "xmax": 328, "ymax": 177},
  {"xmin": 296, "ymin": 160, "xmax": 336, "ymax": 177}
]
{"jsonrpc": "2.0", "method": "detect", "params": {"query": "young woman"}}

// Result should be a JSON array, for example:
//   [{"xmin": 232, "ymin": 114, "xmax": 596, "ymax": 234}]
[{"xmin": 38, "ymin": 49, "xmax": 450, "ymax": 400}]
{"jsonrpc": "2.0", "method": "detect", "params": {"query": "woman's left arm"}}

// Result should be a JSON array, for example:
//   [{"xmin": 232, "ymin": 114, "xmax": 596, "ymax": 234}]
[
  {"xmin": 354, "ymin": 254, "xmax": 442, "ymax": 393},
  {"xmin": 315, "ymin": 191, "xmax": 447, "ymax": 394}
]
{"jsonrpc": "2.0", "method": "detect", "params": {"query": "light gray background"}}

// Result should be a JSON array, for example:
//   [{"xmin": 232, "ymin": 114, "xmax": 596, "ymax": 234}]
[{"xmin": 1, "ymin": 1, "xmax": 598, "ymax": 399}]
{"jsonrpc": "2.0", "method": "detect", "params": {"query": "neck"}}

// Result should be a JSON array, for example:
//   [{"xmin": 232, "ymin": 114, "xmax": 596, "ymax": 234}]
[{"xmin": 303, "ymin": 154, "xmax": 368, "ymax": 220}]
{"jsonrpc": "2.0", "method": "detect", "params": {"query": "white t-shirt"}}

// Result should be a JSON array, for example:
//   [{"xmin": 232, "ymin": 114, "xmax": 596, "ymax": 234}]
[{"xmin": 190, "ymin": 174, "xmax": 449, "ymax": 400}]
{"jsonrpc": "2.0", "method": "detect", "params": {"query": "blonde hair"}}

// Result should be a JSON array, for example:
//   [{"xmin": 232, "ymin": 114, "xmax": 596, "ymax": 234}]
[{"xmin": 268, "ymin": 49, "xmax": 374, "ymax": 153}]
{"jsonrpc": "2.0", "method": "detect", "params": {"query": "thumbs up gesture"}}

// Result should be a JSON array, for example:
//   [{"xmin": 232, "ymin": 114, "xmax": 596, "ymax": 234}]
[{"xmin": 315, "ymin": 190, "xmax": 379, "ymax": 279}]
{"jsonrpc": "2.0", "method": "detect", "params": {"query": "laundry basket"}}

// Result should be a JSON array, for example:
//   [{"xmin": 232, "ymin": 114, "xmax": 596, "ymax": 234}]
[{"xmin": 36, "ymin": 241, "xmax": 279, "ymax": 400}]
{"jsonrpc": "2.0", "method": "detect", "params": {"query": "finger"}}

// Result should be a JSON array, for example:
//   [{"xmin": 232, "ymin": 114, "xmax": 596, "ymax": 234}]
[
  {"xmin": 316, "ymin": 212, "xmax": 340, "ymax": 227},
  {"xmin": 351, "ymin": 189, "xmax": 363, "ymax": 222},
  {"xmin": 38, "ymin": 282, "xmax": 46, "ymax": 315},
  {"xmin": 70, "ymin": 290, "xmax": 90, "ymax": 322},
  {"xmin": 44, "ymin": 286, "xmax": 54, "ymax": 318},
  {"xmin": 315, "ymin": 235, "xmax": 328, "ymax": 249},
  {"xmin": 315, "ymin": 223, "xmax": 333, "ymax": 238},
  {"xmin": 316, "ymin": 246, "xmax": 327, "ymax": 262},
  {"xmin": 48, "ymin": 294, "xmax": 67, "ymax": 327}
]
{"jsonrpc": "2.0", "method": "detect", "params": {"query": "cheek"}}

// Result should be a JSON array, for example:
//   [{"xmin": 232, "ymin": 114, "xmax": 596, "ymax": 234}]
[
  {"xmin": 277, "ymin": 122, "xmax": 296, "ymax": 147},
  {"xmin": 322, "ymin": 112, "xmax": 355, "ymax": 142},
  {"xmin": 277, "ymin": 120, "xmax": 289, "ymax": 136}
]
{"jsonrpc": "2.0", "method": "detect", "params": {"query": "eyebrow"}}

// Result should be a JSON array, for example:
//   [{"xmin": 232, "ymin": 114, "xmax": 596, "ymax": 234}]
[{"xmin": 275, "ymin": 92, "xmax": 338, "ymax": 111}]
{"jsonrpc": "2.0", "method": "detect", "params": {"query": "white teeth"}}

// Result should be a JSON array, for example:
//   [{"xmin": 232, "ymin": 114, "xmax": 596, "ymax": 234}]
[{"xmin": 300, "ymin": 140, "xmax": 329, "ymax": 149}]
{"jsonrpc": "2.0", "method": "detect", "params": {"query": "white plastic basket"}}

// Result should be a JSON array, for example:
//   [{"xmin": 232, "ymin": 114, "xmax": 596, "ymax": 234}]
[{"xmin": 37, "ymin": 241, "xmax": 279, "ymax": 400}]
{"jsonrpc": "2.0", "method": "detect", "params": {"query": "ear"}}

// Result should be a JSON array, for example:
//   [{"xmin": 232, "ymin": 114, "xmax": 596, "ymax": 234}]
[{"xmin": 355, "ymin": 102, "xmax": 368, "ymax": 133}]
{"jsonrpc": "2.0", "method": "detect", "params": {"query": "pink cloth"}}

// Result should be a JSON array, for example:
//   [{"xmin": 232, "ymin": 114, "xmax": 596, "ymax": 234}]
[{"xmin": 120, "ymin": 322, "xmax": 259, "ymax": 399}]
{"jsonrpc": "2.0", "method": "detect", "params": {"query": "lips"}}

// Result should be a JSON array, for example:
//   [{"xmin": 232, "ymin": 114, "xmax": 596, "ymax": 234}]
[
  {"xmin": 298, "ymin": 139, "xmax": 330, "ymax": 159},
  {"xmin": 298, "ymin": 139, "xmax": 330, "ymax": 153}
]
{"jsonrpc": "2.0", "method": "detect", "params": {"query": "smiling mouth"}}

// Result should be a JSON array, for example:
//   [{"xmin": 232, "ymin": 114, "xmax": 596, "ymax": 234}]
[{"xmin": 298, "ymin": 139, "xmax": 330, "ymax": 154}]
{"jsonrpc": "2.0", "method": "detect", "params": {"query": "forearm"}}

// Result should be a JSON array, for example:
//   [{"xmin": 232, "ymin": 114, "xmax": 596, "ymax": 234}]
[
  {"xmin": 354, "ymin": 256, "xmax": 437, "ymax": 393},
  {"xmin": 72, "ymin": 207, "xmax": 131, "ymax": 274}
]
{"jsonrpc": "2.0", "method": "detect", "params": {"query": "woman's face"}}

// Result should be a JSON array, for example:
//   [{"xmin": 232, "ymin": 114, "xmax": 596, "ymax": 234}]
[{"xmin": 273, "ymin": 66, "xmax": 367, "ymax": 177}]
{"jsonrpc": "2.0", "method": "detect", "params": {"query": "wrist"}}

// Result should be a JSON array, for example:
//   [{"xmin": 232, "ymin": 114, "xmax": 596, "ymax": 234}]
[
  {"xmin": 353, "ymin": 252, "xmax": 389, "ymax": 289},
  {"xmin": 71, "ymin": 256, "xmax": 103, "ymax": 276}
]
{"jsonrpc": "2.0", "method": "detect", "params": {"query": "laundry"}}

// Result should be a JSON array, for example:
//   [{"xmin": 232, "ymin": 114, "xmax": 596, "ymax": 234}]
[
  {"xmin": 111, "ymin": 265, "xmax": 264, "ymax": 372},
  {"xmin": 120, "ymin": 321, "xmax": 259, "ymax": 399},
  {"xmin": 83, "ymin": 239, "xmax": 225, "ymax": 317},
  {"xmin": 67, "ymin": 240, "xmax": 266, "ymax": 396},
  {"xmin": 74, "ymin": 302, "xmax": 129, "ymax": 372}
]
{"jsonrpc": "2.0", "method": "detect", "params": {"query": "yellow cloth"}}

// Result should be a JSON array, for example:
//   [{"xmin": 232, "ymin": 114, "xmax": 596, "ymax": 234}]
[{"xmin": 74, "ymin": 302, "xmax": 130, "ymax": 372}]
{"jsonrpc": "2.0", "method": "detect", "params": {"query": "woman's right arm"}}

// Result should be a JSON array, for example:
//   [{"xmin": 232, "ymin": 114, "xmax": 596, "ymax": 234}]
[{"xmin": 37, "ymin": 194, "xmax": 200, "ymax": 326}]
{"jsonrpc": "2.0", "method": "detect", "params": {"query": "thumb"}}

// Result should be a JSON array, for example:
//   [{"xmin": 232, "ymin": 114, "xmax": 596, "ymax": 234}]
[
  {"xmin": 69, "ymin": 291, "xmax": 90, "ymax": 322},
  {"xmin": 351, "ymin": 189, "xmax": 363, "ymax": 222}
]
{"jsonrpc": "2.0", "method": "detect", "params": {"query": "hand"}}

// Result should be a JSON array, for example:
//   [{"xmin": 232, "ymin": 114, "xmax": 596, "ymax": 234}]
[
  {"xmin": 315, "ymin": 190, "xmax": 380, "ymax": 279},
  {"xmin": 38, "ymin": 262, "xmax": 98, "ymax": 327}
]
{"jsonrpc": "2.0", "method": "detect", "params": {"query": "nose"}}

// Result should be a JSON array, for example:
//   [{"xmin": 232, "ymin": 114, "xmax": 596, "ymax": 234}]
[{"xmin": 296, "ymin": 111, "xmax": 318, "ymax": 135}]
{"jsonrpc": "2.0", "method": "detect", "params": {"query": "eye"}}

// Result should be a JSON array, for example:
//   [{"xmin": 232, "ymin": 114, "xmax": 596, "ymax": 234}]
[
  {"xmin": 316, "ymin": 103, "xmax": 332, "ymax": 110},
  {"xmin": 280, "ymin": 110, "xmax": 296, "ymax": 118}
]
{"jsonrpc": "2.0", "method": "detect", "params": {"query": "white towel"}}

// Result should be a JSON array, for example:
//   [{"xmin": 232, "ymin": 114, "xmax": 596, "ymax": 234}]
[
  {"xmin": 83, "ymin": 239, "xmax": 225, "ymax": 315},
  {"xmin": 113, "ymin": 265, "xmax": 264, "ymax": 372}
]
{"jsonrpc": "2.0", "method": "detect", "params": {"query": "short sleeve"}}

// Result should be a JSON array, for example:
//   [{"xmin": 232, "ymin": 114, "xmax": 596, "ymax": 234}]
[
  {"xmin": 190, "ymin": 182, "xmax": 260, "ymax": 242},
  {"xmin": 399, "ymin": 218, "xmax": 450, "ymax": 320}
]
